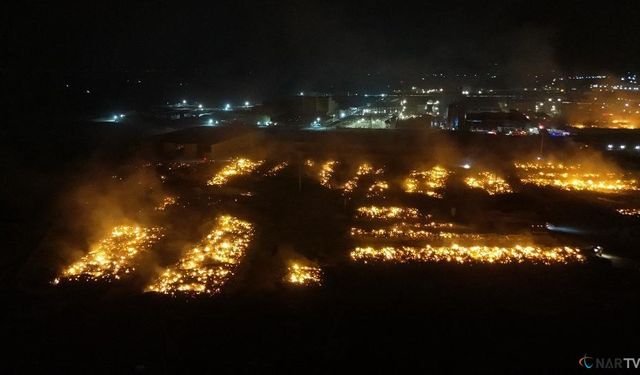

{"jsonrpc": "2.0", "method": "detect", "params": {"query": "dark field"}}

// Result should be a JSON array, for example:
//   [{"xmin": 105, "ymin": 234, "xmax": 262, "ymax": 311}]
[{"xmin": 3, "ymin": 125, "xmax": 640, "ymax": 373}]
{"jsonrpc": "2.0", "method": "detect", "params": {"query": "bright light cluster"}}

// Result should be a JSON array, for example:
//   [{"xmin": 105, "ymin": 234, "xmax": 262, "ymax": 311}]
[
  {"xmin": 366, "ymin": 180, "xmax": 389, "ymax": 198},
  {"xmin": 403, "ymin": 166, "xmax": 451, "ymax": 198},
  {"xmin": 617, "ymin": 208, "xmax": 640, "ymax": 216},
  {"xmin": 350, "ymin": 222, "xmax": 463, "ymax": 240},
  {"xmin": 146, "ymin": 215, "xmax": 253, "ymax": 295},
  {"xmin": 350, "ymin": 244, "xmax": 584, "ymax": 265},
  {"xmin": 515, "ymin": 161, "xmax": 639, "ymax": 192},
  {"xmin": 207, "ymin": 158, "xmax": 264, "ymax": 186},
  {"xmin": 54, "ymin": 225, "xmax": 163, "ymax": 283},
  {"xmin": 286, "ymin": 263, "xmax": 322, "ymax": 285},
  {"xmin": 464, "ymin": 171, "xmax": 513, "ymax": 195},
  {"xmin": 155, "ymin": 196, "xmax": 177, "ymax": 211},
  {"xmin": 355, "ymin": 206, "xmax": 421, "ymax": 220}
]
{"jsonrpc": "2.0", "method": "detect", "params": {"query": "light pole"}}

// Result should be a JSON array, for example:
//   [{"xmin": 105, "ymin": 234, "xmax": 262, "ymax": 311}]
[{"xmin": 539, "ymin": 125, "xmax": 545, "ymax": 156}]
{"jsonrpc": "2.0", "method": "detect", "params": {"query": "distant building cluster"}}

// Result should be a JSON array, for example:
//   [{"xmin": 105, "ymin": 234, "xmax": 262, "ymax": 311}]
[{"xmin": 97, "ymin": 72, "xmax": 640, "ymax": 139}]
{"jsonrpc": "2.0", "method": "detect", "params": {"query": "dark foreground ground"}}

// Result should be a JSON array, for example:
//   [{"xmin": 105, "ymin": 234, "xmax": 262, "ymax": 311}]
[{"xmin": 3, "ymin": 263, "xmax": 639, "ymax": 373}]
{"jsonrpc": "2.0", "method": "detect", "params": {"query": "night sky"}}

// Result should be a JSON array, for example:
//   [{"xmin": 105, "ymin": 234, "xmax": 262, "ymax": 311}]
[{"xmin": 3, "ymin": 0, "xmax": 640, "ymax": 92}]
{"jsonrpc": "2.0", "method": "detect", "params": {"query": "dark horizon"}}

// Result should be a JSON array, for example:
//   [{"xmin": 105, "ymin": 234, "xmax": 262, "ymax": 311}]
[{"xmin": 4, "ymin": 0, "xmax": 640, "ymax": 92}]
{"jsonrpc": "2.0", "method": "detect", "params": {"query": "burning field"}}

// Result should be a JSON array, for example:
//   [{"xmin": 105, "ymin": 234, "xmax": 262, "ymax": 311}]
[
  {"xmin": 464, "ymin": 171, "xmax": 513, "ymax": 195},
  {"xmin": 350, "ymin": 222, "xmax": 462, "ymax": 240},
  {"xmin": 49, "ymin": 148, "xmax": 632, "ymax": 298},
  {"xmin": 342, "ymin": 163, "xmax": 384, "ymax": 194},
  {"xmin": 54, "ymin": 225, "xmax": 163, "ymax": 283},
  {"xmin": 146, "ymin": 215, "xmax": 253, "ymax": 296},
  {"xmin": 403, "ymin": 165, "xmax": 451, "ymax": 197},
  {"xmin": 349, "ymin": 205, "xmax": 583, "ymax": 265},
  {"xmin": 617, "ymin": 208, "xmax": 640, "ymax": 216},
  {"xmin": 285, "ymin": 263, "xmax": 322, "ymax": 286},
  {"xmin": 350, "ymin": 244, "xmax": 584, "ymax": 264},
  {"xmin": 515, "ymin": 160, "xmax": 639, "ymax": 193},
  {"xmin": 207, "ymin": 158, "xmax": 264, "ymax": 186},
  {"xmin": 306, "ymin": 159, "xmax": 385, "ymax": 195},
  {"xmin": 355, "ymin": 205, "xmax": 422, "ymax": 220}
]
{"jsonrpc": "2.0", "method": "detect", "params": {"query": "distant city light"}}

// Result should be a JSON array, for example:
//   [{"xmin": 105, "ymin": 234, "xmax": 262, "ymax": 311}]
[
  {"xmin": 299, "ymin": 92, "xmax": 304, "ymax": 96},
  {"xmin": 224, "ymin": 103, "xmax": 231, "ymax": 111},
  {"xmin": 208, "ymin": 119, "xmax": 213, "ymax": 125},
  {"xmin": 462, "ymin": 163, "xmax": 471, "ymax": 169},
  {"xmin": 182, "ymin": 100, "xmax": 187, "ymax": 104},
  {"xmin": 198, "ymin": 104, "xmax": 203, "ymax": 109},
  {"xmin": 245, "ymin": 101, "xmax": 250, "ymax": 106}
]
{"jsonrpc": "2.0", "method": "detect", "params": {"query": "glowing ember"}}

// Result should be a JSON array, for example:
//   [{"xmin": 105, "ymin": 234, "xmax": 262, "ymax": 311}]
[
  {"xmin": 305, "ymin": 160, "xmax": 339, "ymax": 188},
  {"xmin": 286, "ymin": 263, "xmax": 322, "ymax": 285},
  {"xmin": 146, "ymin": 215, "xmax": 253, "ymax": 295},
  {"xmin": 55, "ymin": 225, "xmax": 162, "ymax": 283},
  {"xmin": 356, "ymin": 206, "xmax": 421, "ymax": 220},
  {"xmin": 366, "ymin": 180, "xmax": 389, "ymax": 198},
  {"xmin": 319, "ymin": 161, "xmax": 338, "ymax": 188},
  {"xmin": 617, "ymin": 208, "xmax": 640, "ymax": 216},
  {"xmin": 155, "ymin": 196, "xmax": 177, "ymax": 211},
  {"xmin": 264, "ymin": 161, "xmax": 288, "ymax": 176},
  {"xmin": 350, "ymin": 222, "xmax": 463, "ymax": 240},
  {"xmin": 515, "ymin": 161, "xmax": 639, "ymax": 193},
  {"xmin": 464, "ymin": 171, "xmax": 513, "ymax": 195},
  {"xmin": 351, "ymin": 244, "xmax": 584, "ymax": 265},
  {"xmin": 342, "ymin": 163, "xmax": 383, "ymax": 194},
  {"xmin": 403, "ymin": 166, "xmax": 451, "ymax": 198},
  {"xmin": 207, "ymin": 158, "xmax": 264, "ymax": 186}
]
